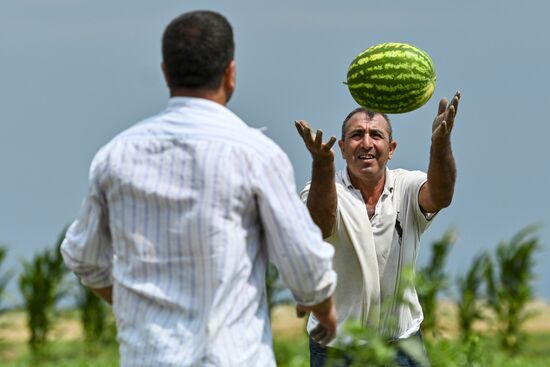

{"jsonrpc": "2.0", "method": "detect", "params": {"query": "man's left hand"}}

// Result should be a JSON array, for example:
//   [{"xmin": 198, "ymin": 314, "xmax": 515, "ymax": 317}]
[{"xmin": 432, "ymin": 91, "xmax": 461, "ymax": 143}]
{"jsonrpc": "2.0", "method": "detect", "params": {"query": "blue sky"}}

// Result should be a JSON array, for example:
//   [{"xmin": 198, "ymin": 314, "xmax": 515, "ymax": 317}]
[{"xmin": 1, "ymin": 0, "xmax": 549, "ymax": 302}]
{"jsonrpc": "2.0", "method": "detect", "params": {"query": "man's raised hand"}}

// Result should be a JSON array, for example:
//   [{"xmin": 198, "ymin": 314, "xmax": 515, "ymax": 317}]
[
  {"xmin": 295, "ymin": 120, "xmax": 337, "ymax": 165},
  {"xmin": 432, "ymin": 91, "xmax": 461, "ymax": 143}
]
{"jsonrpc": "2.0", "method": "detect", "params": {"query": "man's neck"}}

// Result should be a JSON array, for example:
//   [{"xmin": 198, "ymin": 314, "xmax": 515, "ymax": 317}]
[
  {"xmin": 169, "ymin": 88, "xmax": 227, "ymax": 106},
  {"xmin": 348, "ymin": 168, "xmax": 386, "ymax": 207}
]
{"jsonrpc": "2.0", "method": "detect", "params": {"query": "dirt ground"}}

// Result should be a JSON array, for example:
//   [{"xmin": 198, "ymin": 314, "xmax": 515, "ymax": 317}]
[
  {"xmin": 2, "ymin": 299, "xmax": 549, "ymax": 344},
  {"xmin": 0, "ymin": 311, "xmax": 83, "ymax": 343},
  {"xmin": 271, "ymin": 300, "xmax": 550, "ymax": 340}
]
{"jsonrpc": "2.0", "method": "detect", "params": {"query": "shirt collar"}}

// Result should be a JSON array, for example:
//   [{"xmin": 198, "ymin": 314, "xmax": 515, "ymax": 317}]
[
  {"xmin": 165, "ymin": 96, "xmax": 247, "ymax": 129},
  {"xmin": 167, "ymin": 96, "xmax": 228, "ymax": 113}
]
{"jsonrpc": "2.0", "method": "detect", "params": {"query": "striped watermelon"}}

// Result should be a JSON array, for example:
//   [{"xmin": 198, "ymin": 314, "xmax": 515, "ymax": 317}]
[{"xmin": 346, "ymin": 42, "xmax": 436, "ymax": 114}]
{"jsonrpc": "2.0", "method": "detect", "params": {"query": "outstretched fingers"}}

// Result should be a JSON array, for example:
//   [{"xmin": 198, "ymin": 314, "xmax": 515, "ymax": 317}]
[
  {"xmin": 438, "ymin": 98, "xmax": 448, "ymax": 116},
  {"xmin": 444, "ymin": 91, "xmax": 461, "ymax": 132},
  {"xmin": 295, "ymin": 119, "xmax": 336, "ymax": 151},
  {"xmin": 295, "ymin": 120, "xmax": 313, "ymax": 141},
  {"xmin": 302, "ymin": 123, "xmax": 315, "ymax": 147},
  {"xmin": 294, "ymin": 120, "xmax": 305, "ymax": 138},
  {"xmin": 325, "ymin": 136, "xmax": 337, "ymax": 151},
  {"xmin": 314, "ymin": 129, "xmax": 323, "ymax": 148},
  {"xmin": 444, "ymin": 106, "xmax": 455, "ymax": 132}
]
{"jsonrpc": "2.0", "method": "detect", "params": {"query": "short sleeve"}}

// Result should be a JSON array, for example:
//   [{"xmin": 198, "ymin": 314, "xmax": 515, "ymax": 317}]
[{"xmin": 395, "ymin": 170, "xmax": 433, "ymax": 234}]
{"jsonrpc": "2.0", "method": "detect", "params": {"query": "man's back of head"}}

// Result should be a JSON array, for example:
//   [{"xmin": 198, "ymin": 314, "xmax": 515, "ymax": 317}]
[{"xmin": 162, "ymin": 11, "xmax": 234, "ymax": 92}]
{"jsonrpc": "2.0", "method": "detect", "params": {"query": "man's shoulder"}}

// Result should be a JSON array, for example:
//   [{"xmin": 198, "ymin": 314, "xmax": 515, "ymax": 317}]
[
  {"xmin": 223, "ymin": 126, "xmax": 288, "ymax": 166},
  {"xmin": 388, "ymin": 168, "xmax": 427, "ymax": 207},
  {"xmin": 301, "ymin": 169, "xmax": 348, "ymax": 193},
  {"xmin": 390, "ymin": 168, "xmax": 427, "ymax": 184}
]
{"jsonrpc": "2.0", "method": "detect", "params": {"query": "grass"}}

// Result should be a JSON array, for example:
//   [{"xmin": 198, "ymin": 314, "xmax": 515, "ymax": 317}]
[
  {"xmin": 3, "ymin": 332, "xmax": 549, "ymax": 367},
  {"xmin": 0, "ymin": 340, "xmax": 119, "ymax": 367},
  {"xmin": 1, "ymin": 304, "xmax": 550, "ymax": 366}
]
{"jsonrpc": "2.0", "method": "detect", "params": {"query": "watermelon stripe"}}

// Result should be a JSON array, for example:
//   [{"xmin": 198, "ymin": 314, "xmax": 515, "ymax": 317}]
[
  {"xmin": 348, "ymin": 82, "xmax": 431, "ymax": 93},
  {"xmin": 350, "ymin": 85, "xmax": 432, "ymax": 103},
  {"xmin": 352, "ymin": 46, "xmax": 432, "ymax": 65},
  {"xmin": 349, "ymin": 54, "xmax": 433, "ymax": 77},
  {"xmin": 350, "ymin": 93, "xmax": 430, "ymax": 113},
  {"xmin": 347, "ymin": 77, "xmax": 434, "ymax": 93},
  {"xmin": 348, "ymin": 44, "xmax": 434, "ymax": 75},
  {"xmin": 347, "ymin": 71, "xmax": 433, "ymax": 84},
  {"xmin": 349, "ymin": 66, "xmax": 432, "ymax": 80}
]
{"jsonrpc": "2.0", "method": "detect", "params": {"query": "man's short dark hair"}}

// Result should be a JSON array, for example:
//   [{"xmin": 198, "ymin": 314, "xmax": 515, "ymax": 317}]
[
  {"xmin": 340, "ymin": 107, "xmax": 392, "ymax": 142},
  {"xmin": 162, "ymin": 10, "xmax": 234, "ymax": 90}
]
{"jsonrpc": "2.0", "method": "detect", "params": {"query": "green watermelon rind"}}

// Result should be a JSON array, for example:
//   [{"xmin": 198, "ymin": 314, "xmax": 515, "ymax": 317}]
[{"xmin": 346, "ymin": 42, "xmax": 436, "ymax": 114}]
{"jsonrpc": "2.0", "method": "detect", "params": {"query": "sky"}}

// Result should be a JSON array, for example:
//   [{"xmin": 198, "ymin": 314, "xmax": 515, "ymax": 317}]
[{"xmin": 1, "ymin": 0, "xmax": 549, "ymax": 304}]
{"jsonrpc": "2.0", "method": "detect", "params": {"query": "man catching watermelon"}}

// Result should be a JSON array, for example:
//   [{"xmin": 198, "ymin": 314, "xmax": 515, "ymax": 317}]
[{"xmin": 295, "ymin": 90, "xmax": 460, "ymax": 367}]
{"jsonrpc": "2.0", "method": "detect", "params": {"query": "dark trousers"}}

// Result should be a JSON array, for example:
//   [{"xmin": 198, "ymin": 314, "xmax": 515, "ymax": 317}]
[{"xmin": 309, "ymin": 331, "xmax": 429, "ymax": 367}]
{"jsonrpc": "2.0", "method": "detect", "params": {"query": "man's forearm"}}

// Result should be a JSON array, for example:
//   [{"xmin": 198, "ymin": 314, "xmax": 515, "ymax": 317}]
[
  {"xmin": 426, "ymin": 138, "xmax": 456, "ymax": 208},
  {"xmin": 296, "ymin": 295, "xmax": 337, "ymax": 346},
  {"xmin": 90, "ymin": 286, "xmax": 113, "ymax": 305},
  {"xmin": 307, "ymin": 160, "xmax": 337, "ymax": 238}
]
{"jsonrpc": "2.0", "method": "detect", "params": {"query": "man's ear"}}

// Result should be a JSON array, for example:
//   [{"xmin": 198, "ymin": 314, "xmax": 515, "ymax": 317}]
[
  {"xmin": 338, "ymin": 139, "xmax": 346, "ymax": 159},
  {"xmin": 388, "ymin": 140, "xmax": 397, "ymax": 160},
  {"xmin": 224, "ymin": 60, "xmax": 236, "ymax": 93},
  {"xmin": 161, "ymin": 62, "xmax": 170, "ymax": 87}
]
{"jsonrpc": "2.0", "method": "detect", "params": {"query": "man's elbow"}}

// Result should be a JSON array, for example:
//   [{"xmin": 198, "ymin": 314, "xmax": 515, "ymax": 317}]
[
  {"xmin": 321, "ymin": 228, "xmax": 333, "ymax": 240},
  {"xmin": 432, "ymin": 194, "xmax": 453, "ymax": 210},
  {"xmin": 316, "ymin": 216, "xmax": 335, "ymax": 239},
  {"xmin": 423, "ymin": 188, "xmax": 454, "ymax": 212}
]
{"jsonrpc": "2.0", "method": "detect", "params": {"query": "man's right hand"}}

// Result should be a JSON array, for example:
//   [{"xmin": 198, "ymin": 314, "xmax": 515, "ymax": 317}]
[
  {"xmin": 296, "ymin": 296, "xmax": 337, "ymax": 346},
  {"xmin": 294, "ymin": 119, "xmax": 338, "ymax": 239},
  {"xmin": 294, "ymin": 120, "xmax": 336, "ymax": 165}
]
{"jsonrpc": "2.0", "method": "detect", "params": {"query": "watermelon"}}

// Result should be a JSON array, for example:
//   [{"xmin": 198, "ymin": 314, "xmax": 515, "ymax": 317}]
[{"xmin": 346, "ymin": 42, "xmax": 436, "ymax": 114}]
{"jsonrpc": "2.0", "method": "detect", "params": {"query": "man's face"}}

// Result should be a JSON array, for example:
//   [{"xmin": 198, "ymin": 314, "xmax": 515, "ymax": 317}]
[{"xmin": 338, "ymin": 112, "xmax": 397, "ymax": 183}]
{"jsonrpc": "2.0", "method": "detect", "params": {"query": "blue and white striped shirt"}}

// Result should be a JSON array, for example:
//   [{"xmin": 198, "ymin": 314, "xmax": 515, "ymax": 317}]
[{"xmin": 61, "ymin": 97, "xmax": 336, "ymax": 367}]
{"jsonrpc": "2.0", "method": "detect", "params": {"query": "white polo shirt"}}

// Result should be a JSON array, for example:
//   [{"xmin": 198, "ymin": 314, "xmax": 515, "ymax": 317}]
[{"xmin": 301, "ymin": 167, "xmax": 433, "ymax": 344}]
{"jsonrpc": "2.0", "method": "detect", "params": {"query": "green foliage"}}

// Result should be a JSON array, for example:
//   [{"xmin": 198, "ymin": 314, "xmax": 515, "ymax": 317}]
[
  {"xmin": 4, "ymin": 332, "xmax": 550, "ymax": 367},
  {"xmin": 483, "ymin": 226, "xmax": 540, "ymax": 352},
  {"xmin": 426, "ymin": 332, "xmax": 550, "ymax": 367},
  {"xmin": 77, "ymin": 287, "xmax": 114, "ymax": 343},
  {"xmin": 0, "ymin": 246, "xmax": 14, "ymax": 313},
  {"xmin": 18, "ymin": 230, "xmax": 68, "ymax": 351},
  {"xmin": 417, "ymin": 230, "xmax": 455, "ymax": 335},
  {"xmin": 273, "ymin": 330, "xmax": 309, "ymax": 367},
  {"xmin": 456, "ymin": 253, "xmax": 489, "ymax": 341},
  {"xmin": 333, "ymin": 321, "xmax": 397, "ymax": 366},
  {"xmin": 426, "ymin": 334, "xmax": 490, "ymax": 367},
  {"xmin": 3, "ymin": 340, "xmax": 119, "ymax": 367}
]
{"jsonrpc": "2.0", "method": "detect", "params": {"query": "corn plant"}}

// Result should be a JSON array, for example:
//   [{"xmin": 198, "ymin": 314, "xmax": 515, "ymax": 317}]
[
  {"xmin": 0, "ymin": 245, "xmax": 13, "ymax": 313},
  {"xmin": 77, "ymin": 285, "xmax": 111, "ymax": 342},
  {"xmin": 18, "ymin": 230, "xmax": 68, "ymax": 350},
  {"xmin": 484, "ymin": 225, "xmax": 540, "ymax": 352},
  {"xmin": 0, "ymin": 244, "xmax": 14, "ymax": 346},
  {"xmin": 417, "ymin": 230, "xmax": 455, "ymax": 336},
  {"xmin": 456, "ymin": 253, "xmax": 489, "ymax": 341}
]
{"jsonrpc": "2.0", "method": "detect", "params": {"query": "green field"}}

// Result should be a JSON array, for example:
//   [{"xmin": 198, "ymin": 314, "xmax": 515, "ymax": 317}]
[
  {"xmin": 2, "ymin": 331, "xmax": 550, "ymax": 367},
  {"xmin": 2, "ymin": 305, "xmax": 550, "ymax": 367}
]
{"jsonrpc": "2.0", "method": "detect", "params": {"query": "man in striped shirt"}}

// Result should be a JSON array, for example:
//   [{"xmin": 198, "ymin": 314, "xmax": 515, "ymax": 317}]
[{"xmin": 61, "ymin": 10, "xmax": 337, "ymax": 367}]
